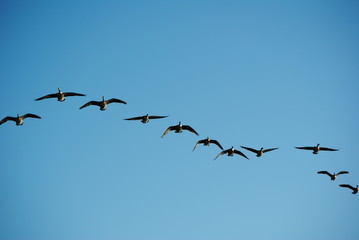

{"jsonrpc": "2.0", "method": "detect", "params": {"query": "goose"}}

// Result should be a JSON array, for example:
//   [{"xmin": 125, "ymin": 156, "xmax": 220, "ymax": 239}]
[
  {"xmin": 79, "ymin": 96, "xmax": 126, "ymax": 111},
  {"xmin": 161, "ymin": 121, "xmax": 198, "ymax": 138},
  {"xmin": 193, "ymin": 137, "xmax": 223, "ymax": 151},
  {"xmin": 295, "ymin": 144, "xmax": 338, "ymax": 154},
  {"xmin": 339, "ymin": 184, "xmax": 359, "ymax": 194},
  {"xmin": 317, "ymin": 171, "xmax": 349, "ymax": 181},
  {"xmin": 35, "ymin": 88, "xmax": 85, "ymax": 101},
  {"xmin": 241, "ymin": 146, "xmax": 278, "ymax": 157},
  {"xmin": 214, "ymin": 146, "xmax": 249, "ymax": 160},
  {"xmin": 124, "ymin": 114, "xmax": 168, "ymax": 123},
  {"xmin": 0, "ymin": 114, "xmax": 41, "ymax": 126}
]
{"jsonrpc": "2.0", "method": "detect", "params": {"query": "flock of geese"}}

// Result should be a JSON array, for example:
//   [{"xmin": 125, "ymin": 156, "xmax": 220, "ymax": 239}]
[{"xmin": 1, "ymin": 88, "xmax": 358, "ymax": 195}]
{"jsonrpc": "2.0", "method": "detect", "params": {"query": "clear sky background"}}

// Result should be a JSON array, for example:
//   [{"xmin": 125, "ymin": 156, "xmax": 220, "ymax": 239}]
[{"xmin": 1, "ymin": 1, "xmax": 358, "ymax": 239}]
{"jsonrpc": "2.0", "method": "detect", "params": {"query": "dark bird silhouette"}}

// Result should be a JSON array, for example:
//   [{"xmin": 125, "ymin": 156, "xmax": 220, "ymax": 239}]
[
  {"xmin": 193, "ymin": 137, "xmax": 223, "ymax": 151},
  {"xmin": 317, "ymin": 171, "xmax": 349, "ymax": 181},
  {"xmin": 295, "ymin": 143, "xmax": 338, "ymax": 154},
  {"xmin": 36, "ymin": 88, "xmax": 85, "ymax": 101},
  {"xmin": 161, "ymin": 121, "xmax": 198, "ymax": 138},
  {"xmin": 0, "ymin": 114, "xmax": 41, "ymax": 126},
  {"xmin": 124, "ymin": 114, "xmax": 168, "ymax": 123},
  {"xmin": 80, "ymin": 96, "xmax": 126, "ymax": 111},
  {"xmin": 339, "ymin": 184, "xmax": 359, "ymax": 194},
  {"xmin": 214, "ymin": 146, "xmax": 249, "ymax": 160},
  {"xmin": 241, "ymin": 146, "xmax": 278, "ymax": 157}
]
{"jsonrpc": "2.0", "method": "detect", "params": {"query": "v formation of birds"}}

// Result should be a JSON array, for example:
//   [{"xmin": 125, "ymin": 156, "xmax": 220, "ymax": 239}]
[{"xmin": 1, "ymin": 88, "xmax": 358, "ymax": 195}]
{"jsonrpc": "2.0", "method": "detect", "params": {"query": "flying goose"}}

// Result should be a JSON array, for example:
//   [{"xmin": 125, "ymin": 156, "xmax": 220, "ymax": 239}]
[
  {"xmin": 317, "ymin": 171, "xmax": 349, "ymax": 181},
  {"xmin": 124, "ymin": 114, "xmax": 168, "ymax": 123},
  {"xmin": 79, "ymin": 96, "xmax": 126, "ymax": 111},
  {"xmin": 339, "ymin": 184, "xmax": 359, "ymax": 194},
  {"xmin": 0, "ymin": 114, "xmax": 41, "ymax": 126},
  {"xmin": 214, "ymin": 146, "xmax": 249, "ymax": 160},
  {"xmin": 241, "ymin": 146, "xmax": 278, "ymax": 157},
  {"xmin": 35, "ymin": 88, "xmax": 85, "ymax": 101},
  {"xmin": 161, "ymin": 121, "xmax": 198, "ymax": 138},
  {"xmin": 295, "ymin": 144, "xmax": 338, "ymax": 154},
  {"xmin": 193, "ymin": 137, "xmax": 223, "ymax": 151}
]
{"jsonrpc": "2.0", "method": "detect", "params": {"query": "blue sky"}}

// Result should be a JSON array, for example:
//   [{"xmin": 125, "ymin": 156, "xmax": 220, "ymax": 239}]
[{"xmin": 1, "ymin": 1, "xmax": 359, "ymax": 239}]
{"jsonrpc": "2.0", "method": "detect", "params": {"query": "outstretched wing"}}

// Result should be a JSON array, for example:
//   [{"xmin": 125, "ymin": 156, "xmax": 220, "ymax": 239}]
[
  {"xmin": 214, "ymin": 150, "xmax": 227, "ymax": 160},
  {"xmin": 35, "ymin": 93, "xmax": 58, "ymax": 101},
  {"xmin": 263, "ymin": 147, "xmax": 278, "ymax": 153},
  {"xmin": 339, "ymin": 184, "xmax": 355, "ymax": 190},
  {"xmin": 22, "ymin": 113, "xmax": 41, "ymax": 119},
  {"xmin": 0, "ymin": 116, "xmax": 17, "ymax": 125},
  {"xmin": 295, "ymin": 146, "xmax": 315, "ymax": 151},
  {"xmin": 241, "ymin": 146, "xmax": 259, "ymax": 154},
  {"xmin": 107, "ymin": 98, "xmax": 127, "ymax": 104},
  {"xmin": 161, "ymin": 126, "xmax": 176, "ymax": 138},
  {"xmin": 148, "ymin": 115, "xmax": 168, "ymax": 119},
  {"xmin": 336, "ymin": 171, "xmax": 349, "ymax": 176},
  {"xmin": 210, "ymin": 139, "xmax": 223, "ymax": 150},
  {"xmin": 182, "ymin": 125, "xmax": 199, "ymax": 135},
  {"xmin": 317, "ymin": 171, "xmax": 331, "ymax": 177},
  {"xmin": 192, "ymin": 139, "xmax": 205, "ymax": 151},
  {"xmin": 124, "ymin": 116, "xmax": 143, "ymax": 121},
  {"xmin": 63, "ymin": 92, "xmax": 86, "ymax": 97},
  {"xmin": 234, "ymin": 150, "xmax": 249, "ymax": 160},
  {"xmin": 320, "ymin": 147, "xmax": 339, "ymax": 152},
  {"xmin": 79, "ymin": 101, "xmax": 101, "ymax": 109}
]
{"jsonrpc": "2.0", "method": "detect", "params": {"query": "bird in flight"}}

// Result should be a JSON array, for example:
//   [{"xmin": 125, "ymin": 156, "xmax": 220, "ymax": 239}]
[
  {"xmin": 193, "ymin": 137, "xmax": 223, "ymax": 151},
  {"xmin": 0, "ymin": 114, "xmax": 41, "ymax": 126},
  {"xmin": 161, "ymin": 121, "xmax": 198, "ymax": 138},
  {"xmin": 80, "ymin": 96, "xmax": 126, "ymax": 111},
  {"xmin": 317, "ymin": 171, "xmax": 349, "ymax": 181},
  {"xmin": 339, "ymin": 184, "xmax": 359, "ymax": 194},
  {"xmin": 124, "ymin": 114, "xmax": 168, "ymax": 123},
  {"xmin": 214, "ymin": 146, "xmax": 249, "ymax": 160},
  {"xmin": 241, "ymin": 146, "xmax": 278, "ymax": 157},
  {"xmin": 35, "ymin": 88, "xmax": 85, "ymax": 101},
  {"xmin": 295, "ymin": 143, "xmax": 338, "ymax": 154}
]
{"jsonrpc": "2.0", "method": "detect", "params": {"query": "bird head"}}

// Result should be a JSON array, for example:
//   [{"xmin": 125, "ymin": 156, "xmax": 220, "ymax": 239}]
[{"xmin": 102, "ymin": 96, "xmax": 105, "ymax": 101}]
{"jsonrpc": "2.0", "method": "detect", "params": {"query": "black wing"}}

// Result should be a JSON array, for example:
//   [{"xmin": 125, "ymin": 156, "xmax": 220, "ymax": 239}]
[
  {"xmin": 35, "ymin": 93, "xmax": 58, "ymax": 101},
  {"xmin": 263, "ymin": 147, "xmax": 279, "ymax": 153},
  {"xmin": 22, "ymin": 113, "xmax": 41, "ymax": 119},
  {"xmin": 182, "ymin": 125, "xmax": 199, "ymax": 135},
  {"xmin": 241, "ymin": 146, "xmax": 259, "ymax": 154},
  {"xmin": 317, "ymin": 171, "xmax": 332, "ymax": 177},
  {"xmin": 107, "ymin": 98, "xmax": 127, "ymax": 104},
  {"xmin": 161, "ymin": 126, "xmax": 176, "ymax": 138},
  {"xmin": 0, "ymin": 116, "xmax": 17, "ymax": 125},
  {"xmin": 214, "ymin": 150, "xmax": 228, "ymax": 160},
  {"xmin": 63, "ymin": 92, "xmax": 86, "ymax": 97},
  {"xmin": 234, "ymin": 150, "xmax": 249, "ymax": 160},
  {"xmin": 192, "ymin": 139, "xmax": 206, "ymax": 151},
  {"xmin": 336, "ymin": 171, "xmax": 349, "ymax": 176},
  {"xmin": 148, "ymin": 115, "xmax": 168, "ymax": 119},
  {"xmin": 339, "ymin": 184, "xmax": 355, "ymax": 190},
  {"xmin": 124, "ymin": 116, "xmax": 144, "ymax": 121},
  {"xmin": 295, "ymin": 146, "xmax": 315, "ymax": 150},
  {"xmin": 320, "ymin": 147, "xmax": 339, "ymax": 152},
  {"xmin": 79, "ymin": 101, "xmax": 101, "ymax": 109},
  {"xmin": 210, "ymin": 139, "xmax": 223, "ymax": 150}
]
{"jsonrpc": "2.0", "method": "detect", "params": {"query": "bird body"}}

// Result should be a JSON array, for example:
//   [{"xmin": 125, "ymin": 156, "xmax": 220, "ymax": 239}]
[
  {"xmin": 124, "ymin": 114, "xmax": 168, "ymax": 123},
  {"xmin": 0, "ymin": 114, "xmax": 41, "ymax": 126},
  {"xmin": 161, "ymin": 121, "xmax": 198, "ymax": 138},
  {"xmin": 214, "ymin": 146, "xmax": 249, "ymax": 160},
  {"xmin": 80, "ymin": 96, "xmax": 127, "ymax": 111},
  {"xmin": 317, "ymin": 171, "xmax": 349, "ymax": 180},
  {"xmin": 241, "ymin": 146, "xmax": 278, "ymax": 157},
  {"xmin": 36, "ymin": 88, "xmax": 85, "ymax": 101},
  {"xmin": 295, "ymin": 143, "xmax": 338, "ymax": 154},
  {"xmin": 193, "ymin": 137, "xmax": 223, "ymax": 151},
  {"xmin": 339, "ymin": 184, "xmax": 359, "ymax": 194}
]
